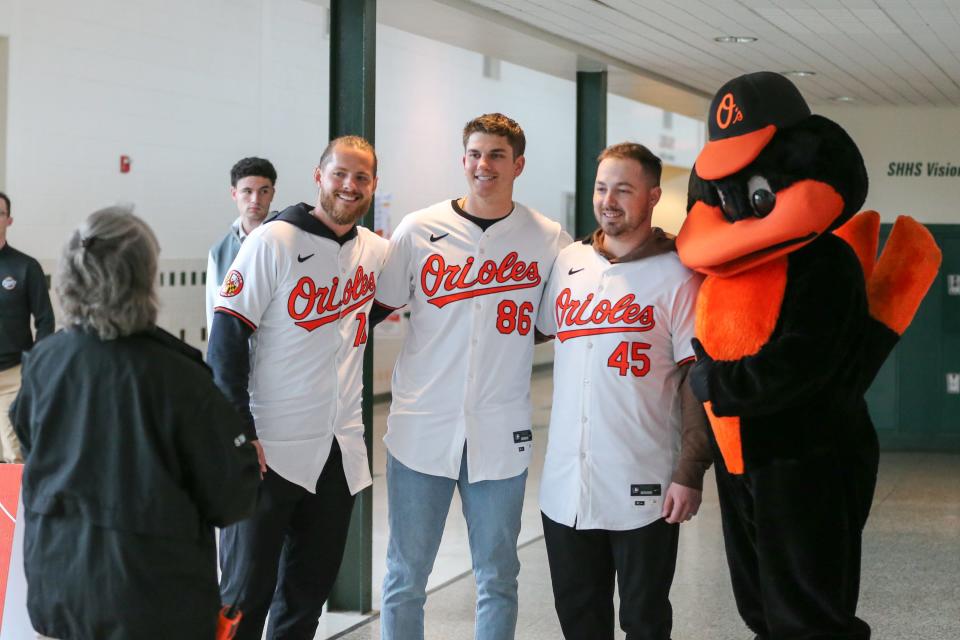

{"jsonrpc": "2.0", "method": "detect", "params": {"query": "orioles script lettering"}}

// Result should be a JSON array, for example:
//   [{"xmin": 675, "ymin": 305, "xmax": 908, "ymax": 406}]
[
  {"xmin": 420, "ymin": 252, "xmax": 541, "ymax": 308},
  {"xmin": 554, "ymin": 288, "xmax": 655, "ymax": 342},
  {"xmin": 287, "ymin": 265, "xmax": 376, "ymax": 331}
]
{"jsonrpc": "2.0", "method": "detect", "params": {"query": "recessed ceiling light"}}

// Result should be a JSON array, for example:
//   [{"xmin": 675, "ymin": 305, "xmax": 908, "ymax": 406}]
[
  {"xmin": 831, "ymin": 96, "xmax": 856, "ymax": 102},
  {"xmin": 714, "ymin": 36, "xmax": 757, "ymax": 43},
  {"xmin": 783, "ymin": 70, "xmax": 816, "ymax": 77}
]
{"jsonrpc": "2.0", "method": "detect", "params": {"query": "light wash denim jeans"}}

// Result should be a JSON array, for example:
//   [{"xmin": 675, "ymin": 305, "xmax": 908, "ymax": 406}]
[{"xmin": 380, "ymin": 449, "xmax": 526, "ymax": 640}]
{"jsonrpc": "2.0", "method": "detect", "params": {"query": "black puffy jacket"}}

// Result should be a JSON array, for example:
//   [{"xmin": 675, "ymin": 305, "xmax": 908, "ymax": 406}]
[{"xmin": 10, "ymin": 327, "xmax": 260, "ymax": 640}]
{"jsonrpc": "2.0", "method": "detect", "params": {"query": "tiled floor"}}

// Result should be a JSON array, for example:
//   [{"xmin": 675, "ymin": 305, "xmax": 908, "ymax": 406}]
[{"xmin": 316, "ymin": 369, "xmax": 960, "ymax": 640}]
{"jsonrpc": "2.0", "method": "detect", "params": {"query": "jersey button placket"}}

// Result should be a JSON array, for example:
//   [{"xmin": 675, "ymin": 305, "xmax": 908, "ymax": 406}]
[
  {"xmin": 333, "ymin": 312, "xmax": 346, "ymax": 429},
  {"xmin": 472, "ymin": 239, "xmax": 485, "ymax": 315},
  {"xmin": 580, "ymin": 336, "xmax": 597, "ymax": 520},
  {"xmin": 467, "ymin": 228, "xmax": 489, "ymax": 416},
  {"xmin": 331, "ymin": 354, "xmax": 342, "ymax": 430},
  {"xmin": 337, "ymin": 245, "xmax": 353, "ymax": 279},
  {"xmin": 331, "ymin": 251, "xmax": 348, "ymax": 430},
  {"xmin": 466, "ymin": 238, "xmax": 483, "ymax": 404},
  {"xmin": 469, "ymin": 296, "xmax": 481, "ymax": 383},
  {"xmin": 470, "ymin": 300, "xmax": 481, "ymax": 382}
]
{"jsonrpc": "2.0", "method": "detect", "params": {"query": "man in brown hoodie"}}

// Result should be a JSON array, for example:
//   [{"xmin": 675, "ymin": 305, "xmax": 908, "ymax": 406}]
[{"xmin": 535, "ymin": 143, "xmax": 711, "ymax": 640}]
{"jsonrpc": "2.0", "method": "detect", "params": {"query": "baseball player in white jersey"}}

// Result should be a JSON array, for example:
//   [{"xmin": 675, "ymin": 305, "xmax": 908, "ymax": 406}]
[
  {"xmin": 536, "ymin": 143, "xmax": 711, "ymax": 640},
  {"xmin": 372, "ymin": 113, "xmax": 570, "ymax": 640},
  {"xmin": 207, "ymin": 136, "xmax": 386, "ymax": 640}
]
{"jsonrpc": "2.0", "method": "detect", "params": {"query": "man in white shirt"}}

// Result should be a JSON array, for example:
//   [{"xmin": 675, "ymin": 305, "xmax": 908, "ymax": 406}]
[
  {"xmin": 205, "ymin": 157, "xmax": 277, "ymax": 330},
  {"xmin": 207, "ymin": 137, "xmax": 385, "ymax": 640},
  {"xmin": 536, "ymin": 143, "xmax": 711, "ymax": 640},
  {"xmin": 373, "ymin": 113, "xmax": 570, "ymax": 640}
]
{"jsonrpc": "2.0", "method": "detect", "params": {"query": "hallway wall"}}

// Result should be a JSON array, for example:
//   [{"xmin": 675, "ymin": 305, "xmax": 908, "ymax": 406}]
[
  {"xmin": 0, "ymin": 0, "xmax": 703, "ymax": 370},
  {"xmin": 0, "ymin": 0, "xmax": 702, "ymax": 263},
  {"xmin": 819, "ymin": 105, "xmax": 960, "ymax": 225}
]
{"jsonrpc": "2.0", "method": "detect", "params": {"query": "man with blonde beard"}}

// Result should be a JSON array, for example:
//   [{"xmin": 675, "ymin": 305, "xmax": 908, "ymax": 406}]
[{"xmin": 208, "ymin": 136, "xmax": 386, "ymax": 640}]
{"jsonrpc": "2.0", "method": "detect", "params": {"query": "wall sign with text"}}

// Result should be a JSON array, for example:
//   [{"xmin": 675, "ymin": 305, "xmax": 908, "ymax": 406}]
[{"xmin": 886, "ymin": 161, "xmax": 960, "ymax": 177}]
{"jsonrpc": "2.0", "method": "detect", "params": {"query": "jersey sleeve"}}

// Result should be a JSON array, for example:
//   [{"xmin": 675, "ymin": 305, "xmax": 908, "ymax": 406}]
[
  {"xmin": 534, "ymin": 226, "xmax": 571, "ymax": 337},
  {"xmin": 213, "ymin": 232, "xmax": 277, "ymax": 330},
  {"xmin": 536, "ymin": 259, "xmax": 561, "ymax": 337},
  {"xmin": 671, "ymin": 271, "xmax": 702, "ymax": 365},
  {"xmin": 374, "ymin": 217, "xmax": 416, "ymax": 310},
  {"xmin": 205, "ymin": 249, "xmax": 218, "ymax": 331},
  {"xmin": 207, "ymin": 313, "xmax": 257, "ymax": 440}
]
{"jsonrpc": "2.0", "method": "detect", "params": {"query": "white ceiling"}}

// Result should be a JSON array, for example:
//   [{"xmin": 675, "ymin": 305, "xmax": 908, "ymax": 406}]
[{"xmin": 379, "ymin": 0, "xmax": 960, "ymax": 117}]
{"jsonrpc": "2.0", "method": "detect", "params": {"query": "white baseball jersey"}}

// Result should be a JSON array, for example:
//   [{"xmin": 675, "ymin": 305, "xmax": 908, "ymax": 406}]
[
  {"xmin": 376, "ymin": 199, "xmax": 570, "ymax": 482},
  {"xmin": 537, "ymin": 238, "xmax": 701, "ymax": 530},
  {"xmin": 214, "ymin": 204, "xmax": 387, "ymax": 495}
]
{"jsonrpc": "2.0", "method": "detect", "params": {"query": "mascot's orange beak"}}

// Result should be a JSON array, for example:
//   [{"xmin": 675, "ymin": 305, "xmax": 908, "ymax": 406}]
[{"xmin": 676, "ymin": 179, "xmax": 845, "ymax": 277}]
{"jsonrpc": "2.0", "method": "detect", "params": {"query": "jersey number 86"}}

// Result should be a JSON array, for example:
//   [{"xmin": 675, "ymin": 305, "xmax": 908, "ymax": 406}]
[{"xmin": 496, "ymin": 300, "xmax": 534, "ymax": 335}]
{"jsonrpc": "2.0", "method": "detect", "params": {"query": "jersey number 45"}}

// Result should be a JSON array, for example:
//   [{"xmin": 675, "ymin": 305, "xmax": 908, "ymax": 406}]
[{"xmin": 607, "ymin": 341, "xmax": 651, "ymax": 377}]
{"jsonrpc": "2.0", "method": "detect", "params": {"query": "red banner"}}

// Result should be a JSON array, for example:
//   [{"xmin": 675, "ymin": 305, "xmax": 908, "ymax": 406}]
[{"xmin": 0, "ymin": 464, "xmax": 23, "ymax": 629}]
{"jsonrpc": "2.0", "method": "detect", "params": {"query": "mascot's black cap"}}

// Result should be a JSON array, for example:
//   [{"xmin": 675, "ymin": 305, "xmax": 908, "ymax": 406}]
[{"xmin": 695, "ymin": 71, "xmax": 811, "ymax": 180}]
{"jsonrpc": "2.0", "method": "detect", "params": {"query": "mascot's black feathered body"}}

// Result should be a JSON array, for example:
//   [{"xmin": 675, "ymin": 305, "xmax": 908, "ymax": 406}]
[{"xmin": 677, "ymin": 72, "xmax": 940, "ymax": 639}]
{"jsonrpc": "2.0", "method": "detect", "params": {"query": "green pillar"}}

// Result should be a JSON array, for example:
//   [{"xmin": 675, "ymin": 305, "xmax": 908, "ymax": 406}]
[
  {"xmin": 327, "ymin": 0, "xmax": 376, "ymax": 614},
  {"xmin": 575, "ymin": 70, "xmax": 607, "ymax": 238}
]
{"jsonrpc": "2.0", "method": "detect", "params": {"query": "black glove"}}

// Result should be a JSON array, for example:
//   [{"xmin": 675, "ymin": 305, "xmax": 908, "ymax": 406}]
[{"xmin": 689, "ymin": 338, "xmax": 714, "ymax": 403}]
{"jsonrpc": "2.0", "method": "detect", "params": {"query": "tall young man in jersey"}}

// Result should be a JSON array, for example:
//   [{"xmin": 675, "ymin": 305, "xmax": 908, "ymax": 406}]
[
  {"xmin": 536, "ymin": 143, "xmax": 711, "ymax": 640},
  {"xmin": 373, "ymin": 113, "xmax": 570, "ymax": 640},
  {"xmin": 208, "ymin": 136, "xmax": 386, "ymax": 640}
]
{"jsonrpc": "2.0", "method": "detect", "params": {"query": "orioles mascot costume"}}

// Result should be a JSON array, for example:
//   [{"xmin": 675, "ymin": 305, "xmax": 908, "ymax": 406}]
[{"xmin": 677, "ymin": 71, "xmax": 941, "ymax": 639}]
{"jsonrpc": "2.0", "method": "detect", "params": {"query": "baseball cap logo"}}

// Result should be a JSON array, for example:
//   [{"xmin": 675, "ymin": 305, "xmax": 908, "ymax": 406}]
[
  {"xmin": 715, "ymin": 92, "xmax": 743, "ymax": 130},
  {"xmin": 696, "ymin": 72, "xmax": 811, "ymax": 180}
]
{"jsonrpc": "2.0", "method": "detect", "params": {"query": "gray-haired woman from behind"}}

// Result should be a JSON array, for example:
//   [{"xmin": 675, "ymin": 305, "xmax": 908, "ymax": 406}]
[{"xmin": 10, "ymin": 206, "xmax": 261, "ymax": 640}]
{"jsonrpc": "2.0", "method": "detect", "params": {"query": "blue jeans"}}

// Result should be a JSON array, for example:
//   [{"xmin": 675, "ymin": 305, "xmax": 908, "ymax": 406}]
[{"xmin": 381, "ymin": 450, "xmax": 526, "ymax": 640}]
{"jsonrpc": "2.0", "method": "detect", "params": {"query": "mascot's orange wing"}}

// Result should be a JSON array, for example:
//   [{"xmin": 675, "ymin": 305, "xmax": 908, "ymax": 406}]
[
  {"xmin": 870, "ymin": 216, "xmax": 941, "ymax": 335},
  {"xmin": 834, "ymin": 212, "xmax": 941, "ymax": 336},
  {"xmin": 833, "ymin": 210, "xmax": 880, "ymax": 280}
]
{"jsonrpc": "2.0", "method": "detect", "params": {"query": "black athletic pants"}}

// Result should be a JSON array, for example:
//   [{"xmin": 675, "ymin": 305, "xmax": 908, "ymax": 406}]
[
  {"xmin": 219, "ymin": 440, "xmax": 355, "ymax": 640},
  {"xmin": 713, "ymin": 437, "xmax": 878, "ymax": 640},
  {"xmin": 541, "ymin": 512, "xmax": 679, "ymax": 640}
]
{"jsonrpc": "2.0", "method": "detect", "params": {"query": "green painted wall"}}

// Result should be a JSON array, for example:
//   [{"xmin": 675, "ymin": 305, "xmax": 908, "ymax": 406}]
[{"xmin": 866, "ymin": 224, "xmax": 960, "ymax": 452}]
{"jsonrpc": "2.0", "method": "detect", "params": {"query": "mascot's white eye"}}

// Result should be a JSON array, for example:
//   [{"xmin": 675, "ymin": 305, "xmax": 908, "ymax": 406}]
[{"xmin": 747, "ymin": 175, "xmax": 776, "ymax": 218}]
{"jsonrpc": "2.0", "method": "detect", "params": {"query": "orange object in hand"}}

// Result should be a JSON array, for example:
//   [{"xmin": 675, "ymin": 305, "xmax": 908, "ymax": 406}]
[{"xmin": 216, "ymin": 605, "xmax": 242, "ymax": 640}]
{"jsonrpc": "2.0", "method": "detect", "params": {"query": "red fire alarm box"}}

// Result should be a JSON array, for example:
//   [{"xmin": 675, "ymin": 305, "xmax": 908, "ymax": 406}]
[{"xmin": 120, "ymin": 155, "xmax": 131, "ymax": 173}]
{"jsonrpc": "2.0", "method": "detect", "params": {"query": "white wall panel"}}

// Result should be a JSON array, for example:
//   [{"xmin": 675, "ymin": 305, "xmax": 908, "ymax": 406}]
[{"xmin": 819, "ymin": 105, "xmax": 960, "ymax": 225}]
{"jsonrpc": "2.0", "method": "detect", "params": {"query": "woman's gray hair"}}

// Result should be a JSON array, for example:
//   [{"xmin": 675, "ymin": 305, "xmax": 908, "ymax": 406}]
[{"xmin": 57, "ymin": 206, "xmax": 160, "ymax": 340}]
